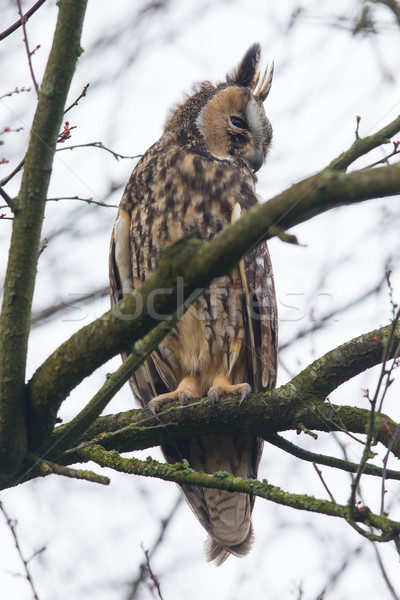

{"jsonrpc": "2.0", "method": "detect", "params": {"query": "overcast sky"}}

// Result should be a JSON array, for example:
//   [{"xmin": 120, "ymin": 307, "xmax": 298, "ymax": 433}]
[{"xmin": 1, "ymin": 1, "xmax": 400, "ymax": 599}]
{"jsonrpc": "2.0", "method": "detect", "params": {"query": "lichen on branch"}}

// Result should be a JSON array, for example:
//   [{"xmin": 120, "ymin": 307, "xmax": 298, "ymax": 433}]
[{"xmin": 77, "ymin": 444, "xmax": 400, "ymax": 550}]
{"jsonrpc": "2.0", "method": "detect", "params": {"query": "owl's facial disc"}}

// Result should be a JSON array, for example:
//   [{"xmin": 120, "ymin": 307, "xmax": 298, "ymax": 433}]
[{"xmin": 195, "ymin": 87, "xmax": 272, "ymax": 173}]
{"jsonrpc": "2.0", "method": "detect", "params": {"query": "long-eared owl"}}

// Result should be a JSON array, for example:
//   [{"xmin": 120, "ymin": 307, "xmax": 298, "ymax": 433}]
[{"xmin": 109, "ymin": 43, "xmax": 277, "ymax": 565}]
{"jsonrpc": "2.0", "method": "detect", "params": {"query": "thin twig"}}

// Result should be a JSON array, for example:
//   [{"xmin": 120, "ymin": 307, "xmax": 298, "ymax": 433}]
[
  {"xmin": 37, "ymin": 237, "xmax": 48, "ymax": 257},
  {"xmin": 16, "ymin": 0, "xmax": 40, "ymax": 96},
  {"xmin": 36, "ymin": 458, "xmax": 110, "ymax": 485},
  {"xmin": 0, "ymin": 501, "xmax": 41, "ymax": 600},
  {"xmin": 279, "ymin": 275, "xmax": 386, "ymax": 351},
  {"xmin": 64, "ymin": 83, "xmax": 90, "ymax": 114},
  {"xmin": 0, "ymin": 157, "xmax": 25, "ymax": 186},
  {"xmin": 372, "ymin": 541, "xmax": 400, "ymax": 600},
  {"xmin": 313, "ymin": 463, "xmax": 336, "ymax": 503},
  {"xmin": 141, "ymin": 546, "xmax": 164, "ymax": 600},
  {"xmin": 381, "ymin": 423, "xmax": 400, "ymax": 515},
  {"xmin": 0, "ymin": 0, "xmax": 47, "ymax": 41},
  {"xmin": 267, "ymin": 433, "xmax": 400, "ymax": 480},
  {"xmin": 0, "ymin": 86, "xmax": 30, "ymax": 101},
  {"xmin": 363, "ymin": 145, "xmax": 400, "ymax": 169},
  {"xmin": 314, "ymin": 546, "xmax": 362, "ymax": 600},
  {"xmin": 55, "ymin": 141, "xmax": 141, "ymax": 161},
  {"xmin": 349, "ymin": 308, "xmax": 400, "ymax": 514},
  {"xmin": 47, "ymin": 195, "xmax": 118, "ymax": 208},
  {"xmin": 127, "ymin": 496, "xmax": 182, "ymax": 600},
  {"xmin": 30, "ymin": 285, "xmax": 109, "ymax": 326},
  {"xmin": 0, "ymin": 186, "xmax": 16, "ymax": 211}
]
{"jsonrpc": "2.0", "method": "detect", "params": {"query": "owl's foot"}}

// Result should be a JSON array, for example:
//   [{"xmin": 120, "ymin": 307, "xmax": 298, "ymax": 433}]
[
  {"xmin": 148, "ymin": 376, "xmax": 200, "ymax": 414},
  {"xmin": 208, "ymin": 375, "xmax": 251, "ymax": 407}
]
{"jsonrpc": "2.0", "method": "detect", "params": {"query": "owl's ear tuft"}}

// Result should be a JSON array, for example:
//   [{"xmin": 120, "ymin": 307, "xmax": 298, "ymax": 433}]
[{"xmin": 226, "ymin": 43, "xmax": 261, "ymax": 90}]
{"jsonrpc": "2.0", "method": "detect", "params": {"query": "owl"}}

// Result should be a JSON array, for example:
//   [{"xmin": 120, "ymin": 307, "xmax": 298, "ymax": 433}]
[{"xmin": 109, "ymin": 43, "xmax": 277, "ymax": 565}]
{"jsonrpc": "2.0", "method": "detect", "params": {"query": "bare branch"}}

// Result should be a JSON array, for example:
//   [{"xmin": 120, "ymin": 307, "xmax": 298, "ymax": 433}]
[
  {"xmin": 0, "ymin": 501, "xmax": 41, "ymax": 600},
  {"xmin": 0, "ymin": 157, "xmax": 25, "ymax": 187},
  {"xmin": 56, "ymin": 141, "xmax": 141, "ymax": 161},
  {"xmin": 0, "ymin": 86, "xmax": 30, "ymax": 101},
  {"xmin": 267, "ymin": 433, "xmax": 400, "ymax": 481},
  {"xmin": 64, "ymin": 83, "xmax": 90, "ymax": 114},
  {"xmin": 329, "ymin": 113, "xmax": 400, "ymax": 171},
  {"xmin": 349, "ymin": 310, "xmax": 400, "ymax": 513},
  {"xmin": 16, "ymin": 0, "xmax": 40, "ymax": 96},
  {"xmin": 381, "ymin": 423, "xmax": 400, "ymax": 515},
  {"xmin": 46, "ymin": 195, "xmax": 118, "ymax": 208},
  {"xmin": 140, "ymin": 546, "xmax": 165, "ymax": 600},
  {"xmin": 313, "ymin": 463, "xmax": 336, "ymax": 502},
  {"xmin": 279, "ymin": 274, "xmax": 386, "ymax": 352},
  {"xmin": 0, "ymin": 0, "xmax": 47, "ymax": 42},
  {"xmin": 30, "ymin": 286, "xmax": 109, "ymax": 326},
  {"xmin": 372, "ymin": 541, "xmax": 400, "ymax": 600},
  {"xmin": 127, "ymin": 496, "xmax": 182, "ymax": 600},
  {"xmin": 0, "ymin": 186, "xmax": 16, "ymax": 212}
]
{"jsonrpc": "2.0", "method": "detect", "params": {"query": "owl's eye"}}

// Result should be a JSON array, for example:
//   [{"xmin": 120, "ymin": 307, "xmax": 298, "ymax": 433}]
[{"xmin": 230, "ymin": 115, "xmax": 247, "ymax": 130}]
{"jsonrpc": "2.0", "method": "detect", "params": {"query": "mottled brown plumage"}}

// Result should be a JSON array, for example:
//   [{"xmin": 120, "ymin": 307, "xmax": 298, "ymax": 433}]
[{"xmin": 109, "ymin": 43, "xmax": 277, "ymax": 565}]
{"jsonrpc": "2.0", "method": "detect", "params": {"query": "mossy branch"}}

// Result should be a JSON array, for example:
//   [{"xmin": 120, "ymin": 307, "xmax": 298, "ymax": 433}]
[
  {"xmin": 35, "ymin": 458, "xmax": 110, "ymax": 485},
  {"xmin": 49, "ymin": 313, "xmax": 184, "ymax": 455},
  {"xmin": 77, "ymin": 444, "xmax": 400, "ymax": 547},
  {"xmin": 26, "ymin": 156, "xmax": 400, "ymax": 455},
  {"xmin": 48, "ymin": 323, "xmax": 400, "ymax": 468},
  {"xmin": 0, "ymin": 0, "xmax": 88, "ymax": 474},
  {"xmin": 328, "ymin": 113, "xmax": 400, "ymax": 171},
  {"xmin": 267, "ymin": 433, "xmax": 400, "ymax": 481}
]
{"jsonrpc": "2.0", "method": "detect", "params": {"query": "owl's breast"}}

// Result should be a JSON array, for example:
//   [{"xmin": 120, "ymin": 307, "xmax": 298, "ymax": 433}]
[{"xmin": 123, "ymin": 143, "xmax": 257, "ymax": 282}]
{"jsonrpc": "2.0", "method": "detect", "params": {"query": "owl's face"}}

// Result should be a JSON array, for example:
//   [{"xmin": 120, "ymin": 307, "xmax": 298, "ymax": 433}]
[
  {"xmin": 194, "ymin": 43, "xmax": 273, "ymax": 173},
  {"xmin": 195, "ymin": 85, "xmax": 272, "ymax": 173},
  {"xmin": 164, "ymin": 44, "xmax": 273, "ymax": 174}
]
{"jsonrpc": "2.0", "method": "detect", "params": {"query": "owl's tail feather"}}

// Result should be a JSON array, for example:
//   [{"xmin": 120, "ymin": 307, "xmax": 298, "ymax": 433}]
[{"xmin": 205, "ymin": 525, "xmax": 254, "ymax": 567}]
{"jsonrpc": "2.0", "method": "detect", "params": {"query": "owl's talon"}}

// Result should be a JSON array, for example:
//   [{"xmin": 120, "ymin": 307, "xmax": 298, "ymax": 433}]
[
  {"xmin": 209, "ymin": 391, "xmax": 218, "ymax": 415},
  {"xmin": 208, "ymin": 382, "xmax": 251, "ymax": 406},
  {"xmin": 148, "ymin": 383, "xmax": 196, "ymax": 414},
  {"xmin": 179, "ymin": 390, "xmax": 193, "ymax": 406},
  {"xmin": 239, "ymin": 384, "xmax": 251, "ymax": 405}
]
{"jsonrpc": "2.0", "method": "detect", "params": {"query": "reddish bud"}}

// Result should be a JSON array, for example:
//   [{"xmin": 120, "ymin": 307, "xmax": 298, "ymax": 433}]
[
  {"xmin": 379, "ymin": 423, "xmax": 392, "ymax": 436},
  {"xmin": 371, "ymin": 336, "xmax": 382, "ymax": 347}
]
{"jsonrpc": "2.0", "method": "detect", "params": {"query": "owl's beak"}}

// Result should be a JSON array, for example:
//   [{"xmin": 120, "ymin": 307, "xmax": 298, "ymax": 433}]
[{"xmin": 244, "ymin": 148, "xmax": 264, "ymax": 173}]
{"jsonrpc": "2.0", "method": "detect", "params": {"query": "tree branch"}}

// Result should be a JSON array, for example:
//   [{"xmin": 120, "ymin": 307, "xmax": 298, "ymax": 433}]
[
  {"xmin": 48, "ymin": 314, "xmax": 183, "ymax": 455},
  {"xmin": 16, "ymin": 0, "xmax": 40, "ymax": 96},
  {"xmin": 35, "ymin": 458, "xmax": 110, "ymax": 485},
  {"xmin": 329, "ymin": 113, "xmax": 400, "ymax": 171},
  {"xmin": 0, "ymin": 185, "xmax": 16, "ymax": 212},
  {"xmin": 64, "ymin": 83, "xmax": 89, "ymax": 114},
  {"xmin": 44, "ymin": 323, "xmax": 399, "ymax": 473},
  {"xmin": 0, "ymin": 0, "xmax": 48, "ymax": 42},
  {"xmin": 77, "ymin": 444, "xmax": 400, "ymax": 548},
  {"xmin": 267, "ymin": 433, "xmax": 400, "ymax": 481},
  {"xmin": 25, "ymin": 156, "xmax": 400, "ymax": 455},
  {"xmin": 0, "ymin": 0, "xmax": 88, "ymax": 474},
  {"xmin": 56, "ymin": 141, "xmax": 140, "ymax": 161}
]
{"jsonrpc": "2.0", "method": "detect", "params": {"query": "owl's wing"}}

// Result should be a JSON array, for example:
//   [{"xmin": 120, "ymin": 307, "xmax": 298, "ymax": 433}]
[
  {"xmin": 109, "ymin": 208, "xmax": 169, "ymax": 407},
  {"xmin": 241, "ymin": 241, "xmax": 278, "ymax": 393},
  {"xmin": 230, "ymin": 201, "xmax": 277, "ymax": 394}
]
